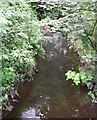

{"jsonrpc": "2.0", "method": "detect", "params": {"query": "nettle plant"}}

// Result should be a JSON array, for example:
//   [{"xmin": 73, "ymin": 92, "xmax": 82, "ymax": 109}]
[{"xmin": 0, "ymin": 0, "xmax": 45, "ymax": 108}]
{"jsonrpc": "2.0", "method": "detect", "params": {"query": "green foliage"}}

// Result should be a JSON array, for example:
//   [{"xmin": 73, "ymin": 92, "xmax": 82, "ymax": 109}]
[
  {"xmin": 65, "ymin": 70, "xmax": 94, "ymax": 86},
  {"xmin": 65, "ymin": 70, "xmax": 80, "ymax": 85},
  {"xmin": 0, "ymin": 0, "xmax": 45, "ymax": 109},
  {"xmin": 0, "ymin": 0, "xmax": 97, "ymax": 109},
  {"xmin": 88, "ymin": 91, "xmax": 95, "ymax": 99},
  {"xmin": 65, "ymin": 70, "xmax": 95, "ymax": 99},
  {"xmin": 40, "ymin": 1, "xmax": 96, "ymax": 99}
]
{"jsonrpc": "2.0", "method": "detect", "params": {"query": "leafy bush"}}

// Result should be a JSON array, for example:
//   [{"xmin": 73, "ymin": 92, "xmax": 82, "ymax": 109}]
[
  {"xmin": 39, "ymin": 1, "xmax": 97, "ymax": 99},
  {"xmin": 63, "ymin": 2, "xmax": 96, "ymax": 99},
  {"xmin": 0, "ymin": 0, "xmax": 45, "ymax": 109},
  {"xmin": 0, "ymin": 0, "xmax": 97, "ymax": 110}
]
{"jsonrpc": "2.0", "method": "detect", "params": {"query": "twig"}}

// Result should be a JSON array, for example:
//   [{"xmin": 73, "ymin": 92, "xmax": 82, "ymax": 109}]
[{"xmin": 90, "ymin": 19, "xmax": 97, "ymax": 36}]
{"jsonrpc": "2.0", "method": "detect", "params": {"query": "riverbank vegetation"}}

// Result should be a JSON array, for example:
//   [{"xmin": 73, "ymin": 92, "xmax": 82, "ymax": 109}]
[
  {"xmin": 0, "ymin": 0, "xmax": 97, "ymax": 112},
  {"xmin": 36, "ymin": 1, "xmax": 97, "ymax": 99},
  {"xmin": 0, "ymin": 0, "xmax": 46, "ymax": 110}
]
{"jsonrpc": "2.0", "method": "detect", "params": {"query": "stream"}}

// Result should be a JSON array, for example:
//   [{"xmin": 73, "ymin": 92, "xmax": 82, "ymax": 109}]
[{"xmin": 3, "ymin": 34, "xmax": 96, "ymax": 119}]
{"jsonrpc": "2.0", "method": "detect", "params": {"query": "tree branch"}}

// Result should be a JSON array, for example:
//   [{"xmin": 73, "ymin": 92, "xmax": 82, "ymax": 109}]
[{"xmin": 90, "ymin": 19, "xmax": 97, "ymax": 36}]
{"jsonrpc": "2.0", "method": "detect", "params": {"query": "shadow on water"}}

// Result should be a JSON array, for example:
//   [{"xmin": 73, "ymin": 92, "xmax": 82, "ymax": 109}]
[{"xmin": 3, "ymin": 34, "xmax": 96, "ymax": 119}]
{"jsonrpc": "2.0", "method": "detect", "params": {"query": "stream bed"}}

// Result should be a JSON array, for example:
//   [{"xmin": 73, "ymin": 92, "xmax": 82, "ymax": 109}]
[{"xmin": 3, "ymin": 34, "xmax": 96, "ymax": 119}]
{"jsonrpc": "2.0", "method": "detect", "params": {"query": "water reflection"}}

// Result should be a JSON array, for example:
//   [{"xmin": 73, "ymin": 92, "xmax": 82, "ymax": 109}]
[
  {"xmin": 21, "ymin": 105, "xmax": 49, "ymax": 119},
  {"xmin": 45, "ymin": 34, "xmax": 67, "ymax": 61},
  {"xmin": 21, "ymin": 108, "xmax": 39, "ymax": 118},
  {"xmin": 3, "ymin": 33, "xmax": 96, "ymax": 119}
]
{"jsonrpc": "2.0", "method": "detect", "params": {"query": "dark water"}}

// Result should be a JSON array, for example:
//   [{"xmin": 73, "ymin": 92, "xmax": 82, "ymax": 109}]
[{"xmin": 4, "ymin": 34, "xmax": 96, "ymax": 119}]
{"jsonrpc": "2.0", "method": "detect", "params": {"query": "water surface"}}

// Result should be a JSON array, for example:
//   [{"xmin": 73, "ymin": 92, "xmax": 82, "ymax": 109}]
[{"xmin": 4, "ymin": 34, "xmax": 95, "ymax": 119}]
